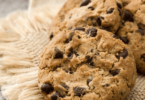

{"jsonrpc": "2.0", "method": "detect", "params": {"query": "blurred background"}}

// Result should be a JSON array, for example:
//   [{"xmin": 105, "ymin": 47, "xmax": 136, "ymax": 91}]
[
  {"xmin": 0, "ymin": 0, "xmax": 28, "ymax": 99},
  {"xmin": 0, "ymin": 0, "xmax": 28, "ymax": 17}
]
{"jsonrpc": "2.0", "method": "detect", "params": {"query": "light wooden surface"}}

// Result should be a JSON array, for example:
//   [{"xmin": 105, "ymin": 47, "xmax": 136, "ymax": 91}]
[{"xmin": 0, "ymin": 0, "xmax": 28, "ymax": 99}]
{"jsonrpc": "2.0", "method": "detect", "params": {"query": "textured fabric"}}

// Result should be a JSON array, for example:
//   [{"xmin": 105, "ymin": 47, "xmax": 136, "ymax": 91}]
[{"xmin": 0, "ymin": 0, "xmax": 144, "ymax": 100}]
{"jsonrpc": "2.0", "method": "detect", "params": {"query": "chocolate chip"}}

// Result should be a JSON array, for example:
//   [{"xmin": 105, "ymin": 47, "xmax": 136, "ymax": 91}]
[
  {"xmin": 62, "ymin": 84, "xmax": 69, "ymax": 90},
  {"xmin": 51, "ymin": 93, "xmax": 62, "ymax": 100},
  {"xmin": 117, "ymin": 2, "xmax": 122, "ymax": 9},
  {"xmin": 138, "ymin": 23, "xmax": 145, "ymax": 30},
  {"xmin": 87, "ymin": 79, "xmax": 92, "ymax": 85},
  {"xmin": 65, "ymin": 39, "xmax": 69, "ymax": 43},
  {"xmin": 68, "ymin": 48, "xmax": 73, "ymax": 59},
  {"xmin": 86, "ymin": 28, "xmax": 97, "ymax": 37},
  {"xmin": 68, "ymin": 32, "xmax": 74, "ymax": 42},
  {"xmin": 121, "ymin": 92, "xmax": 124, "ymax": 96},
  {"xmin": 41, "ymin": 83, "xmax": 54, "ymax": 94},
  {"xmin": 110, "ymin": 69, "xmax": 120, "ymax": 76},
  {"xmin": 73, "ymin": 87, "xmax": 85, "ymax": 96},
  {"xmin": 123, "ymin": 10, "xmax": 134, "ymax": 22},
  {"xmin": 96, "ymin": 16, "xmax": 104, "ymax": 26},
  {"xmin": 116, "ymin": 48, "xmax": 128, "ymax": 59},
  {"xmin": 136, "ymin": 29, "xmax": 145, "ymax": 35},
  {"xmin": 91, "ymin": 49, "xmax": 93, "ymax": 52},
  {"xmin": 112, "ymin": 34, "xmax": 120, "ymax": 39},
  {"xmin": 86, "ymin": 56, "xmax": 93, "ymax": 63},
  {"xmin": 80, "ymin": 0, "xmax": 91, "ymax": 7},
  {"xmin": 68, "ymin": 54, "xmax": 73, "ymax": 60},
  {"xmin": 120, "ymin": 37, "xmax": 129, "ymax": 44},
  {"xmin": 107, "ymin": 8, "xmax": 114, "ymax": 14},
  {"xmin": 90, "ymin": 62, "xmax": 94, "ymax": 66},
  {"xmin": 78, "ymin": 36, "xmax": 81, "ymax": 39},
  {"xmin": 74, "ymin": 27, "xmax": 85, "ymax": 31},
  {"xmin": 103, "ymin": 84, "xmax": 109, "ymax": 87},
  {"xmin": 100, "ymin": 27, "xmax": 111, "ymax": 32},
  {"xmin": 88, "ymin": 6, "xmax": 94, "ymax": 10},
  {"xmin": 51, "ymin": 93, "xmax": 58, "ymax": 100},
  {"xmin": 74, "ymin": 51, "xmax": 79, "ymax": 57},
  {"xmin": 118, "ymin": 8, "xmax": 121, "ymax": 16},
  {"xmin": 54, "ymin": 47, "xmax": 63, "ymax": 59},
  {"xmin": 86, "ymin": 56, "xmax": 94, "ymax": 66},
  {"xmin": 69, "ymin": 48, "xmax": 73, "ymax": 53},
  {"xmin": 141, "ymin": 54, "xmax": 145, "ymax": 62},
  {"xmin": 69, "ymin": 69, "xmax": 73, "ymax": 74},
  {"xmin": 69, "ymin": 71, "xmax": 73, "ymax": 74},
  {"xmin": 50, "ymin": 32, "xmax": 53, "ymax": 40}
]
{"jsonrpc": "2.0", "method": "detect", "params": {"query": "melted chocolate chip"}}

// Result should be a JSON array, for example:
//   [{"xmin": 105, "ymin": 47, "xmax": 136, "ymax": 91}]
[
  {"xmin": 141, "ymin": 54, "xmax": 145, "ymax": 62},
  {"xmin": 136, "ymin": 29, "xmax": 145, "ymax": 35},
  {"xmin": 87, "ymin": 79, "xmax": 93, "ymax": 85},
  {"xmin": 88, "ymin": 6, "xmax": 94, "ymax": 10},
  {"xmin": 74, "ymin": 27, "xmax": 85, "ymax": 31},
  {"xmin": 117, "ymin": 2, "xmax": 122, "ymax": 9},
  {"xmin": 112, "ymin": 34, "xmax": 120, "ymax": 39},
  {"xmin": 54, "ymin": 47, "xmax": 63, "ymax": 59},
  {"xmin": 100, "ymin": 27, "xmax": 111, "ymax": 32},
  {"xmin": 80, "ymin": 0, "xmax": 91, "ymax": 7},
  {"xmin": 86, "ymin": 28, "xmax": 97, "ymax": 37},
  {"xmin": 107, "ymin": 8, "xmax": 114, "ymax": 14},
  {"xmin": 138, "ymin": 23, "xmax": 145, "ymax": 30},
  {"xmin": 41, "ymin": 83, "xmax": 54, "ymax": 94},
  {"xmin": 120, "ymin": 37, "xmax": 129, "ymax": 44},
  {"xmin": 110, "ymin": 69, "xmax": 120, "ymax": 76},
  {"xmin": 62, "ymin": 84, "xmax": 69, "ymax": 90},
  {"xmin": 123, "ymin": 10, "xmax": 134, "ymax": 22},
  {"xmin": 116, "ymin": 48, "xmax": 128, "ymax": 59},
  {"xmin": 51, "ymin": 93, "xmax": 62, "ymax": 100},
  {"xmin": 96, "ymin": 16, "xmax": 104, "ymax": 26},
  {"xmin": 73, "ymin": 87, "xmax": 85, "ymax": 96},
  {"xmin": 50, "ymin": 32, "xmax": 53, "ymax": 40}
]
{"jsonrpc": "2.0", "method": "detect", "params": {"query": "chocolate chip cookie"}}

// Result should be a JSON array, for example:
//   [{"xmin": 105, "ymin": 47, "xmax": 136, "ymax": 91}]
[
  {"xmin": 116, "ymin": 22, "xmax": 145, "ymax": 74},
  {"xmin": 49, "ymin": 0, "xmax": 123, "ymax": 41},
  {"xmin": 115, "ymin": 0, "xmax": 145, "ymax": 74},
  {"xmin": 38, "ymin": 27, "xmax": 136, "ymax": 100}
]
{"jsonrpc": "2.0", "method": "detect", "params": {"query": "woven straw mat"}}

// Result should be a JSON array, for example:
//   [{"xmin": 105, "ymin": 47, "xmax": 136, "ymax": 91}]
[{"xmin": 0, "ymin": 0, "xmax": 145, "ymax": 100}]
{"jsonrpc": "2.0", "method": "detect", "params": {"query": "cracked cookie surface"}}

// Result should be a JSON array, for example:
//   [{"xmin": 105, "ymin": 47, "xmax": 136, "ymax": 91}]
[
  {"xmin": 38, "ymin": 27, "xmax": 136, "ymax": 100},
  {"xmin": 48, "ymin": 0, "xmax": 123, "ymax": 41}
]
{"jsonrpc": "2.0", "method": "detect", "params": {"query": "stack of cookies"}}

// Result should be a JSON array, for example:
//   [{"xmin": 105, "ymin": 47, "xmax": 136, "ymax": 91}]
[{"xmin": 38, "ymin": 0, "xmax": 145, "ymax": 99}]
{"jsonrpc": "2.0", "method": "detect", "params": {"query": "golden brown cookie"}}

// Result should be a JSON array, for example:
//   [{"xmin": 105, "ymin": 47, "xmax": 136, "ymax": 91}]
[
  {"xmin": 38, "ymin": 27, "xmax": 136, "ymax": 100},
  {"xmin": 115, "ymin": 0, "xmax": 145, "ymax": 74},
  {"xmin": 48, "ymin": 0, "xmax": 123, "ymax": 41}
]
